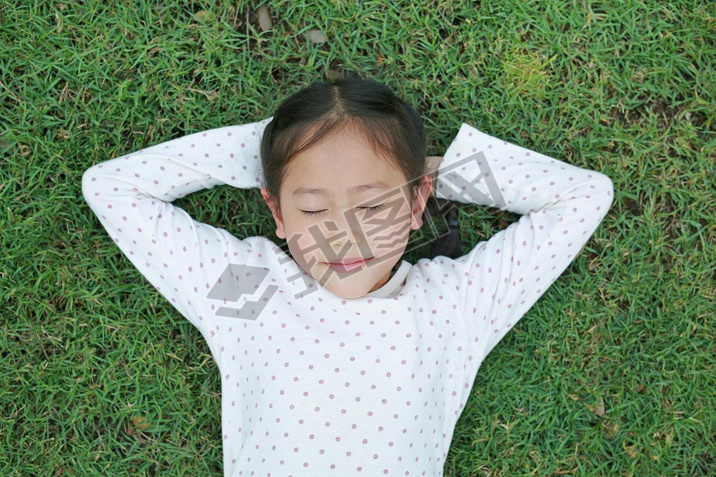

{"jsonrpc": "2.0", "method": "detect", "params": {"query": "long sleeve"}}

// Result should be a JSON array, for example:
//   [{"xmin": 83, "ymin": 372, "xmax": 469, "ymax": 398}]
[
  {"xmin": 81, "ymin": 117, "xmax": 273, "ymax": 343},
  {"xmin": 435, "ymin": 122, "xmax": 614, "ymax": 365}
]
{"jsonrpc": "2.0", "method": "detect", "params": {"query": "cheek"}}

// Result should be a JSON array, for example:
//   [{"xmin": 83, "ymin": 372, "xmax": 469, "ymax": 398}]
[
  {"xmin": 285, "ymin": 218, "xmax": 313, "ymax": 249},
  {"xmin": 284, "ymin": 203, "xmax": 412, "ymax": 260},
  {"xmin": 283, "ymin": 217, "xmax": 329, "ymax": 267},
  {"xmin": 371, "ymin": 221, "xmax": 409, "ymax": 245},
  {"xmin": 366, "ymin": 209, "xmax": 412, "ymax": 252}
]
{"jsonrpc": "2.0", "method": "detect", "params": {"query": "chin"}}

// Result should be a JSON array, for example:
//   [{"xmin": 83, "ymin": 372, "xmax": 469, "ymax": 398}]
[
  {"xmin": 301, "ymin": 257, "xmax": 387, "ymax": 299},
  {"xmin": 324, "ymin": 280, "xmax": 370, "ymax": 300},
  {"xmin": 319, "ymin": 271, "xmax": 380, "ymax": 299}
]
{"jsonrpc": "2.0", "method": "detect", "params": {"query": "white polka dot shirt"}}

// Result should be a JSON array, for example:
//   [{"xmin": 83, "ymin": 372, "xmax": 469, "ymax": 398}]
[{"xmin": 82, "ymin": 117, "xmax": 614, "ymax": 477}]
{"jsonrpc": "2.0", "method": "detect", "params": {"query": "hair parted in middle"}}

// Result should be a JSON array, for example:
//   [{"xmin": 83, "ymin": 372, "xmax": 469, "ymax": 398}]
[{"xmin": 259, "ymin": 71, "xmax": 462, "ymax": 260}]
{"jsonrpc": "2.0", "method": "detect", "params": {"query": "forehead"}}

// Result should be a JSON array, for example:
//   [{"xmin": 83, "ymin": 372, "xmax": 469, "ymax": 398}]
[
  {"xmin": 283, "ymin": 124, "xmax": 407, "ymax": 198},
  {"xmin": 293, "ymin": 181, "xmax": 390, "ymax": 197}
]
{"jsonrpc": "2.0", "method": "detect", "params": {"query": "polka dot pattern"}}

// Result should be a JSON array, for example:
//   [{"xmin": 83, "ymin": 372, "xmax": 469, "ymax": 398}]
[
  {"xmin": 81, "ymin": 118, "xmax": 614, "ymax": 477},
  {"xmin": 436, "ymin": 122, "xmax": 614, "ymax": 370}
]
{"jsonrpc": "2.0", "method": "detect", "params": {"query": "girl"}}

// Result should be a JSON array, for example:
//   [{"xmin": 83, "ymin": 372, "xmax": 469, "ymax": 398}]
[{"xmin": 82, "ymin": 75, "xmax": 614, "ymax": 476}]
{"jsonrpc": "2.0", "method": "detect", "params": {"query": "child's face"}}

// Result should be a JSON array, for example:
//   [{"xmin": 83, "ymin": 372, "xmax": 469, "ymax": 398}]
[{"xmin": 261, "ymin": 123, "xmax": 432, "ymax": 299}]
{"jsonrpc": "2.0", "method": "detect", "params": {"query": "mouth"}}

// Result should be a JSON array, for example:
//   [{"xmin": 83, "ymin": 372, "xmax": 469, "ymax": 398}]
[{"xmin": 325, "ymin": 257, "xmax": 373, "ymax": 272}]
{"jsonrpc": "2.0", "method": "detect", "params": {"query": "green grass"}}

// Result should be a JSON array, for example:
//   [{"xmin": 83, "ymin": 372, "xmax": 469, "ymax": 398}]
[{"xmin": 1, "ymin": 0, "xmax": 714, "ymax": 475}]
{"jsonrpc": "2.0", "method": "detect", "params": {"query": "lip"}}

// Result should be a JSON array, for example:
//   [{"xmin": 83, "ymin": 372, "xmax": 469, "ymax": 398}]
[
  {"xmin": 329, "ymin": 257, "xmax": 371, "ymax": 265},
  {"xmin": 325, "ymin": 257, "xmax": 373, "ymax": 272}
]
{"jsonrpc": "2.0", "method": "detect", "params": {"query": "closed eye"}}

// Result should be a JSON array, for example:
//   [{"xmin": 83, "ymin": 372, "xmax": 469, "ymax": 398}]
[{"xmin": 300, "ymin": 204, "xmax": 385, "ymax": 217}]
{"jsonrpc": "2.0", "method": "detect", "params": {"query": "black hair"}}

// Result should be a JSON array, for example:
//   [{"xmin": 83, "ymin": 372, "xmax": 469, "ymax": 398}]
[{"xmin": 259, "ymin": 72, "xmax": 462, "ymax": 260}]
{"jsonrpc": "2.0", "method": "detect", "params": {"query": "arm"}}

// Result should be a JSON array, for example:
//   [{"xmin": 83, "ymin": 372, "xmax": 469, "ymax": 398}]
[
  {"xmin": 435, "ymin": 123, "xmax": 614, "ymax": 366},
  {"xmin": 81, "ymin": 117, "xmax": 273, "ymax": 339}
]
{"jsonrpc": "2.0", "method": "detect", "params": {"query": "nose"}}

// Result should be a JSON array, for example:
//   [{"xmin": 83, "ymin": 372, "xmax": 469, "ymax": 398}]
[{"xmin": 326, "ymin": 209, "xmax": 371, "ymax": 256}]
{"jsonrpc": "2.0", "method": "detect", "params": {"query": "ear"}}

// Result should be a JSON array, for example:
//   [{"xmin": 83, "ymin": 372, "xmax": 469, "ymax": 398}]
[
  {"xmin": 410, "ymin": 174, "xmax": 433, "ymax": 230},
  {"xmin": 261, "ymin": 187, "xmax": 286, "ymax": 239}
]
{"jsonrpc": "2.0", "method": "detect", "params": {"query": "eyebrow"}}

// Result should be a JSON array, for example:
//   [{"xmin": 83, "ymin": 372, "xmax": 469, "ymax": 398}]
[{"xmin": 292, "ymin": 181, "xmax": 390, "ymax": 196}]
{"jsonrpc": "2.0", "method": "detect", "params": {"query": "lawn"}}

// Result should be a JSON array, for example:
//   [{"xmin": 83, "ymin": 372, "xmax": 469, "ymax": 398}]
[{"xmin": 1, "ymin": 0, "xmax": 714, "ymax": 475}]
